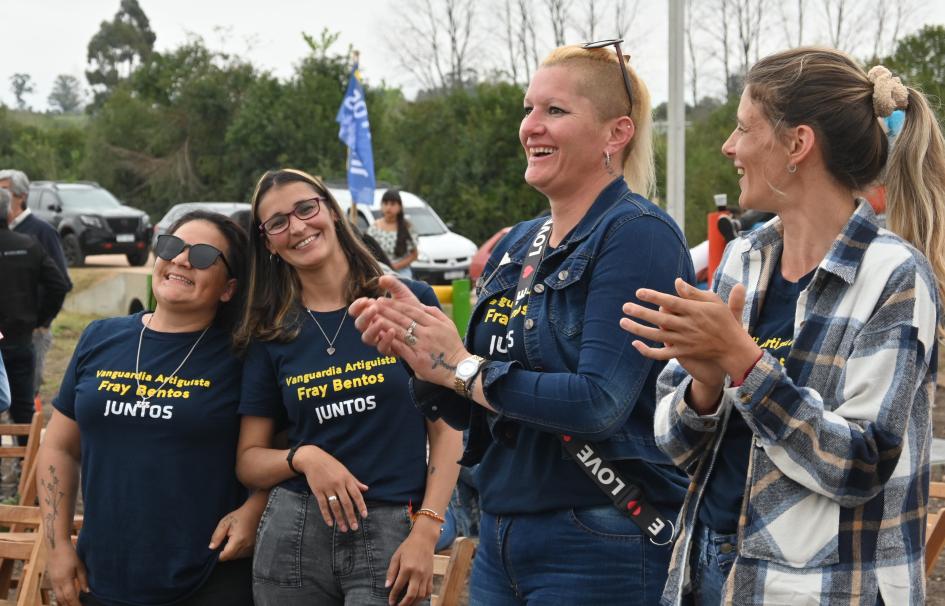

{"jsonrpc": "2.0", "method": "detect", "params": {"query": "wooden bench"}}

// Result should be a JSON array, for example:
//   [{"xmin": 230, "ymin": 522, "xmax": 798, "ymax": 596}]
[
  {"xmin": 0, "ymin": 413, "xmax": 44, "ymax": 507},
  {"xmin": 926, "ymin": 481, "xmax": 945, "ymax": 575},
  {"xmin": 0, "ymin": 414, "xmax": 44, "ymax": 600},
  {"xmin": 432, "ymin": 536, "xmax": 475, "ymax": 606},
  {"xmin": 0, "ymin": 504, "xmax": 49, "ymax": 605}
]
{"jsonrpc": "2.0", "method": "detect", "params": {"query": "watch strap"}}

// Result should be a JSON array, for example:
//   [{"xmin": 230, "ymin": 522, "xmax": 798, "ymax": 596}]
[
  {"xmin": 463, "ymin": 360, "xmax": 487, "ymax": 398},
  {"xmin": 453, "ymin": 355, "xmax": 485, "ymax": 397},
  {"xmin": 286, "ymin": 443, "xmax": 304, "ymax": 475}
]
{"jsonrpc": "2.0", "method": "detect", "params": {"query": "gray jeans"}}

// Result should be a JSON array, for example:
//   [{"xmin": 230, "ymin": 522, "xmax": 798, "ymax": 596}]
[{"xmin": 253, "ymin": 486, "xmax": 429, "ymax": 606}]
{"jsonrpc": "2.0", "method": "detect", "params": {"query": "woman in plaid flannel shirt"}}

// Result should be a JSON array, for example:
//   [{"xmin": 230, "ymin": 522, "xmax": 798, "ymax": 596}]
[{"xmin": 622, "ymin": 47, "xmax": 945, "ymax": 605}]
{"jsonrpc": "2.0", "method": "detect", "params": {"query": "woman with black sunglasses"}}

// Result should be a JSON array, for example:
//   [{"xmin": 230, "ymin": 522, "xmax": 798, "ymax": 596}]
[
  {"xmin": 350, "ymin": 42, "xmax": 692, "ymax": 605},
  {"xmin": 232, "ymin": 169, "xmax": 462, "ymax": 606},
  {"xmin": 37, "ymin": 210, "xmax": 261, "ymax": 606}
]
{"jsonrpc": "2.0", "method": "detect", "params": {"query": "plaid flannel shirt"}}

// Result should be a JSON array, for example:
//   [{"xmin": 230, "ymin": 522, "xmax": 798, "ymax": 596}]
[{"xmin": 655, "ymin": 202, "xmax": 939, "ymax": 605}]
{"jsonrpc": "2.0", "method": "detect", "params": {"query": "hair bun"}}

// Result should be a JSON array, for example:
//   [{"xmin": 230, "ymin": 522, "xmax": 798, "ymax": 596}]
[{"xmin": 867, "ymin": 65, "xmax": 909, "ymax": 117}]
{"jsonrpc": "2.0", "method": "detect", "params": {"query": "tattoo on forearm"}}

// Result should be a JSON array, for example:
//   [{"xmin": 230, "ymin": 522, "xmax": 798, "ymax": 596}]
[
  {"xmin": 40, "ymin": 465, "xmax": 65, "ymax": 549},
  {"xmin": 430, "ymin": 353, "xmax": 457, "ymax": 372},
  {"xmin": 429, "ymin": 465, "xmax": 436, "ymax": 476}
]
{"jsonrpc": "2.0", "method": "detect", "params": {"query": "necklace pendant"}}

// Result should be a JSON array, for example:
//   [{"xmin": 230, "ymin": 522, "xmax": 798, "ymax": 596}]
[
  {"xmin": 327, "ymin": 347, "xmax": 336, "ymax": 355},
  {"xmin": 138, "ymin": 398, "xmax": 150, "ymax": 408}
]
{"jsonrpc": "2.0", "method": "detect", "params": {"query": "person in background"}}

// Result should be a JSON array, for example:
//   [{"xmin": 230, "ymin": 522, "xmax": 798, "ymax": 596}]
[
  {"xmin": 367, "ymin": 189, "xmax": 418, "ymax": 278},
  {"xmin": 350, "ymin": 40, "xmax": 692, "ymax": 605},
  {"xmin": 621, "ymin": 48, "xmax": 945, "ymax": 605},
  {"xmin": 37, "ymin": 211, "xmax": 262, "ymax": 606},
  {"xmin": 0, "ymin": 169, "xmax": 72, "ymax": 400},
  {"xmin": 0, "ymin": 336, "xmax": 11, "ymax": 415},
  {"xmin": 0, "ymin": 187, "xmax": 68, "ymax": 432}
]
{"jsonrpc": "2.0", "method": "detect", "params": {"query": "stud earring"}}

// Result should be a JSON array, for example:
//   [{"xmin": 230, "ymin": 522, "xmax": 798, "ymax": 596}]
[{"xmin": 787, "ymin": 163, "xmax": 797, "ymax": 174}]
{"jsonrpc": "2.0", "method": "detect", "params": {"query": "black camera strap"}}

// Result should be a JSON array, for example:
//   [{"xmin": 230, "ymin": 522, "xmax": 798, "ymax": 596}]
[{"xmin": 513, "ymin": 218, "xmax": 674, "ymax": 545}]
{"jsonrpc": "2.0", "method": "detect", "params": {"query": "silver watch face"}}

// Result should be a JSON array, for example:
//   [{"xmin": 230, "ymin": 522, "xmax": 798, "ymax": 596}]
[{"xmin": 457, "ymin": 358, "xmax": 479, "ymax": 379}]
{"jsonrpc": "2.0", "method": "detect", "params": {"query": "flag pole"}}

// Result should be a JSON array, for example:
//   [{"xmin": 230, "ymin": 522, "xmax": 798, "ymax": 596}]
[{"xmin": 348, "ymin": 50, "xmax": 361, "ymax": 226}]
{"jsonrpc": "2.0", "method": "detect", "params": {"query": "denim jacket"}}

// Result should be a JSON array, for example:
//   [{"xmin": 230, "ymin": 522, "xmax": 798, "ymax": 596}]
[{"xmin": 412, "ymin": 178, "xmax": 695, "ymax": 472}]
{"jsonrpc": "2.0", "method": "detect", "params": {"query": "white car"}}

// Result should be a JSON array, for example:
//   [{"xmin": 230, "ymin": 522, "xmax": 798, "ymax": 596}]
[{"xmin": 330, "ymin": 188, "xmax": 477, "ymax": 285}]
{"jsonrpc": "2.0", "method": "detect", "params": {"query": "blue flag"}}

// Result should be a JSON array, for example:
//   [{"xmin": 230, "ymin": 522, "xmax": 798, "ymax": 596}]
[{"xmin": 336, "ymin": 62, "xmax": 376, "ymax": 206}]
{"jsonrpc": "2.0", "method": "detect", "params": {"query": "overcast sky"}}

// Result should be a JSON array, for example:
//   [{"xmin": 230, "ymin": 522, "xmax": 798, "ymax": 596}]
[{"xmin": 2, "ymin": 0, "xmax": 943, "ymax": 111}]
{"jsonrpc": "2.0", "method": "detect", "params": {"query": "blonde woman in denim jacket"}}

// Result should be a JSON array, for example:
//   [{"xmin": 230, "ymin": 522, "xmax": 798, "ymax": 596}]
[{"xmin": 351, "ymin": 42, "xmax": 694, "ymax": 605}]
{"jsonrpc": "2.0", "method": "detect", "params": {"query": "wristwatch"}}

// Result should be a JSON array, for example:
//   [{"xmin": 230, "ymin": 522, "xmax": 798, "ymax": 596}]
[{"xmin": 453, "ymin": 355, "xmax": 486, "ymax": 397}]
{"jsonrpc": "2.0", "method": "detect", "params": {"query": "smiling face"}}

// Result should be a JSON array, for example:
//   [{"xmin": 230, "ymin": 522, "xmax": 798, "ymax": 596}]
[
  {"xmin": 520, "ymin": 65, "xmax": 613, "ymax": 199},
  {"xmin": 258, "ymin": 180, "xmax": 342, "ymax": 271},
  {"xmin": 152, "ymin": 219, "xmax": 235, "ymax": 314},
  {"xmin": 722, "ymin": 88, "xmax": 792, "ymax": 211}
]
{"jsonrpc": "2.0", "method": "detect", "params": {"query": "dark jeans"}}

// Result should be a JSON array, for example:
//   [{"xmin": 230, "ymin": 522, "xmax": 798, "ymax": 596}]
[
  {"xmin": 688, "ymin": 522, "xmax": 737, "ymax": 605},
  {"xmin": 452, "ymin": 465, "xmax": 480, "ymax": 537},
  {"xmin": 0, "ymin": 343, "xmax": 34, "ymax": 445},
  {"xmin": 470, "ymin": 506, "xmax": 673, "ymax": 605},
  {"xmin": 252, "ymin": 486, "xmax": 428, "ymax": 606},
  {"xmin": 79, "ymin": 557, "xmax": 253, "ymax": 606},
  {"xmin": 685, "ymin": 522, "xmax": 888, "ymax": 605},
  {"xmin": 437, "ymin": 464, "xmax": 481, "ymax": 551}
]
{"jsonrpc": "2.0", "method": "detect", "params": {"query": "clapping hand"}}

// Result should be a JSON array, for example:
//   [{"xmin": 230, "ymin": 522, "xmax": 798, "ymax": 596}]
[{"xmin": 350, "ymin": 276, "xmax": 469, "ymax": 388}]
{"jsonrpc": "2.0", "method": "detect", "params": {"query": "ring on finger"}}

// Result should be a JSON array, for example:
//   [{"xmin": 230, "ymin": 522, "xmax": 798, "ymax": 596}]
[
  {"xmin": 404, "ymin": 320, "xmax": 418, "ymax": 347},
  {"xmin": 327, "ymin": 494, "xmax": 339, "ymax": 502}
]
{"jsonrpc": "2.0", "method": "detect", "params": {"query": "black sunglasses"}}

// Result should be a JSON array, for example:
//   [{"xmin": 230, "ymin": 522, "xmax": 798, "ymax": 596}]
[
  {"xmin": 155, "ymin": 234, "xmax": 232, "ymax": 275},
  {"xmin": 582, "ymin": 38, "xmax": 634, "ymax": 117}
]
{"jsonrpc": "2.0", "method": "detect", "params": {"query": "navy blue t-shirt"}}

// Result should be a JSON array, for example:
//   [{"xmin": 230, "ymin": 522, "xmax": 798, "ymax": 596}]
[
  {"xmin": 472, "ymin": 287, "xmax": 688, "ymax": 515},
  {"xmin": 698, "ymin": 260, "xmax": 814, "ymax": 533},
  {"xmin": 238, "ymin": 280, "xmax": 439, "ymax": 505},
  {"xmin": 54, "ymin": 313, "xmax": 246, "ymax": 606}
]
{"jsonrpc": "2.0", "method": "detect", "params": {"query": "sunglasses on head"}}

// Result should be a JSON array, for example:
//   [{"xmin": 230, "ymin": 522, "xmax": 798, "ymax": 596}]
[
  {"xmin": 258, "ymin": 197, "xmax": 324, "ymax": 236},
  {"xmin": 155, "ymin": 234, "xmax": 232, "ymax": 275},
  {"xmin": 582, "ymin": 38, "xmax": 634, "ymax": 117}
]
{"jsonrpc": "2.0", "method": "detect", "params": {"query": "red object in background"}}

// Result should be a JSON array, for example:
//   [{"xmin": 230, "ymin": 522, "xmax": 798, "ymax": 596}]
[
  {"xmin": 470, "ymin": 226, "xmax": 512, "ymax": 281},
  {"xmin": 865, "ymin": 185, "xmax": 886, "ymax": 215},
  {"xmin": 706, "ymin": 209, "xmax": 731, "ymax": 288}
]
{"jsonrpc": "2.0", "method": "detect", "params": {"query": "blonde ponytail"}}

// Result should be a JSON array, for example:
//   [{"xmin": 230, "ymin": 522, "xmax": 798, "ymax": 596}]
[{"xmin": 885, "ymin": 88, "xmax": 945, "ymax": 325}]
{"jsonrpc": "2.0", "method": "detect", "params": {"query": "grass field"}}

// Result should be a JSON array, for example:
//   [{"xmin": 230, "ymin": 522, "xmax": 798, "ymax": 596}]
[{"xmin": 39, "ymin": 310, "xmax": 102, "ymax": 414}]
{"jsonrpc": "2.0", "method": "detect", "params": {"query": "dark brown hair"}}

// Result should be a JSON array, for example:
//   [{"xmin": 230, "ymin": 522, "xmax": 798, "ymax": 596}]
[
  {"xmin": 381, "ymin": 189, "xmax": 414, "ymax": 258},
  {"xmin": 233, "ymin": 169, "xmax": 383, "ymax": 350}
]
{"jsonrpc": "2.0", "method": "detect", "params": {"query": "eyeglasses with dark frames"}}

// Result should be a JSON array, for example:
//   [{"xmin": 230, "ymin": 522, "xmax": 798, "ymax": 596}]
[
  {"xmin": 582, "ymin": 38, "xmax": 634, "ymax": 117},
  {"xmin": 155, "ymin": 234, "xmax": 232, "ymax": 276},
  {"xmin": 258, "ymin": 197, "xmax": 325, "ymax": 236}
]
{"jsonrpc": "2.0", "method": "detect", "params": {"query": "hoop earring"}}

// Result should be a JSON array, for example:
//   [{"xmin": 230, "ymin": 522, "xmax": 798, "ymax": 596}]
[
  {"xmin": 787, "ymin": 163, "xmax": 797, "ymax": 174},
  {"xmin": 604, "ymin": 151, "xmax": 614, "ymax": 174}
]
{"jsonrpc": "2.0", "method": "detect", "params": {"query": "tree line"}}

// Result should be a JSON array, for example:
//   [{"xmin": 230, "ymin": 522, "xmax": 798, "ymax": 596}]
[{"xmin": 0, "ymin": 0, "xmax": 942, "ymax": 246}]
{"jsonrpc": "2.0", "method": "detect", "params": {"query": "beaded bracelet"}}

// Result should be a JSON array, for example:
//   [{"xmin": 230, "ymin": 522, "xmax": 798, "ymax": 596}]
[{"xmin": 411, "ymin": 508, "xmax": 445, "ymax": 524}]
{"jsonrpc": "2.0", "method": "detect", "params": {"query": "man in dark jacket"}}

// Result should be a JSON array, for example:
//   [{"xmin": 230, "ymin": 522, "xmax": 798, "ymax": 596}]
[
  {"xmin": 0, "ymin": 169, "xmax": 72, "ymax": 399},
  {"xmin": 0, "ymin": 187, "xmax": 69, "ymax": 428}
]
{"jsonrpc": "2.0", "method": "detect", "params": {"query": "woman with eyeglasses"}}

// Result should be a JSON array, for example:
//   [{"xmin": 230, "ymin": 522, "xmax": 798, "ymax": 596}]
[
  {"xmin": 37, "ymin": 211, "xmax": 261, "ymax": 606},
  {"xmin": 349, "ymin": 42, "xmax": 692, "ymax": 605},
  {"xmin": 367, "ymin": 189, "xmax": 418, "ymax": 278},
  {"xmin": 232, "ymin": 169, "xmax": 461, "ymax": 606},
  {"xmin": 621, "ymin": 48, "xmax": 945, "ymax": 605}
]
